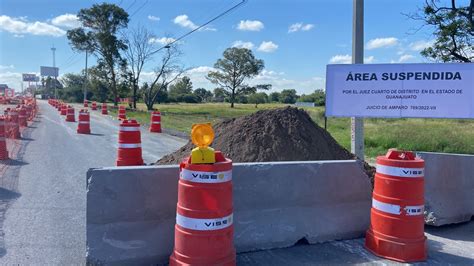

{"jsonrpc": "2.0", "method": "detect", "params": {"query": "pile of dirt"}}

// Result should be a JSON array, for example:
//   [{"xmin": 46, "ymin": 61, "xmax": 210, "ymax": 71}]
[{"xmin": 157, "ymin": 107, "xmax": 375, "ymax": 182}]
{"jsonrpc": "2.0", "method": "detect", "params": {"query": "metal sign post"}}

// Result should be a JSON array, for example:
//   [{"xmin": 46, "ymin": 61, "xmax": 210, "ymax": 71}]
[{"xmin": 351, "ymin": 0, "xmax": 364, "ymax": 160}]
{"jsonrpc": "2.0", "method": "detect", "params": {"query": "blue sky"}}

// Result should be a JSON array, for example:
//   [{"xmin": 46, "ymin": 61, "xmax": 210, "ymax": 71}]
[{"xmin": 0, "ymin": 0, "xmax": 455, "ymax": 94}]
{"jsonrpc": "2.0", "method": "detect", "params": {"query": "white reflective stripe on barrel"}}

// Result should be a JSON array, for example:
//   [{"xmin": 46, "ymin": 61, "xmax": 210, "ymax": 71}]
[
  {"xmin": 119, "ymin": 126, "xmax": 140, "ymax": 132},
  {"xmin": 79, "ymin": 121, "xmax": 90, "ymax": 124},
  {"xmin": 372, "ymin": 198, "xmax": 400, "ymax": 215},
  {"xmin": 372, "ymin": 198, "xmax": 424, "ymax": 216},
  {"xmin": 152, "ymin": 114, "xmax": 161, "ymax": 117},
  {"xmin": 180, "ymin": 168, "xmax": 232, "ymax": 183},
  {"xmin": 376, "ymin": 164, "xmax": 424, "ymax": 178},
  {"xmin": 118, "ymin": 143, "xmax": 141, "ymax": 148},
  {"xmin": 152, "ymin": 122, "xmax": 161, "ymax": 124},
  {"xmin": 176, "ymin": 213, "xmax": 233, "ymax": 231}
]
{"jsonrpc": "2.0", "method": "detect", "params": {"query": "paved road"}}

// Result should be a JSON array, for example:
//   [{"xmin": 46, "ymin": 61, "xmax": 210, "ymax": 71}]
[
  {"xmin": 237, "ymin": 221, "xmax": 474, "ymax": 265},
  {"xmin": 0, "ymin": 100, "xmax": 186, "ymax": 264}
]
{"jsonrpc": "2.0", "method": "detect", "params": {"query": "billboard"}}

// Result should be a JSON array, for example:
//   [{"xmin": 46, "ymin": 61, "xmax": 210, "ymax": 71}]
[
  {"xmin": 22, "ymin": 73, "xmax": 37, "ymax": 82},
  {"xmin": 325, "ymin": 63, "xmax": 474, "ymax": 119},
  {"xmin": 40, "ymin": 66, "xmax": 59, "ymax": 77}
]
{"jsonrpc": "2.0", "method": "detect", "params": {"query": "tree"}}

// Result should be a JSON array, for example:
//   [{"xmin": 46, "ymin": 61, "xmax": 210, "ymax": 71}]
[
  {"xmin": 269, "ymin": 92, "xmax": 281, "ymax": 102},
  {"xmin": 213, "ymin": 88, "xmax": 226, "ymax": 102},
  {"xmin": 279, "ymin": 89, "xmax": 298, "ymax": 104},
  {"xmin": 123, "ymin": 26, "xmax": 155, "ymax": 109},
  {"xmin": 298, "ymin": 89, "xmax": 326, "ymax": 106},
  {"xmin": 143, "ymin": 45, "xmax": 184, "ymax": 110},
  {"xmin": 61, "ymin": 73, "xmax": 86, "ymax": 102},
  {"xmin": 194, "ymin": 88, "xmax": 213, "ymax": 102},
  {"xmin": 207, "ymin": 47, "xmax": 265, "ymax": 108},
  {"xmin": 168, "ymin": 76, "xmax": 193, "ymax": 102},
  {"xmin": 67, "ymin": 3, "xmax": 129, "ymax": 106},
  {"xmin": 409, "ymin": 0, "xmax": 473, "ymax": 62},
  {"xmin": 248, "ymin": 92, "xmax": 268, "ymax": 108}
]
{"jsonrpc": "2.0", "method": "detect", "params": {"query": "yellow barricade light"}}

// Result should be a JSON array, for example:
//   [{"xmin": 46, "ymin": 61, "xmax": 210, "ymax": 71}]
[{"xmin": 190, "ymin": 123, "xmax": 216, "ymax": 164}]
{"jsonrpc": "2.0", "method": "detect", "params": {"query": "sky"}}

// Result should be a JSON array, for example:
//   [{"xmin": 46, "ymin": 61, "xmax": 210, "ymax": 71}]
[{"xmin": 0, "ymin": 0, "xmax": 458, "ymax": 94}]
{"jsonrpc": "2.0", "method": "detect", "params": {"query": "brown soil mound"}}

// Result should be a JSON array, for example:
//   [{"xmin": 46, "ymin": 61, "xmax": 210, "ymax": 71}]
[{"xmin": 157, "ymin": 107, "xmax": 375, "ymax": 183}]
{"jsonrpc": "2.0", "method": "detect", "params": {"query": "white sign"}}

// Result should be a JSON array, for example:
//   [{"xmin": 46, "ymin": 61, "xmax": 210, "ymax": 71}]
[
  {"xmin": 5, "ymin": 88, "xmax": 15, "ymax": 98},
  {"xmin": 326, "ymin": 63, "xmax": 474, "ymax": 118},
  {"xmin": 40, "ymin": 66, "xmax": 59, "ymax": 77}
]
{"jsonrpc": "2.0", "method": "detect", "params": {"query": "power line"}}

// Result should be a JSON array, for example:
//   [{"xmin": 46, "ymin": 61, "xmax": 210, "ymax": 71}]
[
  {"xmin": 129, "ymin": 0, "xmax": 148, "ymax": 18},
  {"xmin": 149, "ymin": 0, "xmax": 247, "ymax": 56}
]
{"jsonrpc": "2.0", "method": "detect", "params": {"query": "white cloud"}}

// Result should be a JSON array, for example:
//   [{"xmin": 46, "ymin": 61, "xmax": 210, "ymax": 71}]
[
  {"xmin": 288, "ymin": 22, "xmax": 314, "ymax": 33},
  {"xmin": 366, "ymin": 37, "xmax": 398, "ymax": 50},
  {"xmin": 237, "ymin": 20, "xmax": 264, "ymax": 31},
  {"xmin": 173, "ymin": 14, "xmax": 216, "ymax": 31},
  {"xmin": 147, "ymin": 15, "xmax": 160, "ymax": 21},
  {"xmin": 257, "ymin": 41, "xmax": 278, "ymax": 53},
  {"xmin": 329, "ymin": 54, "xmax": 375, "ymax": 64},
  {"xmin": 232, "ymin": 40, "xmax": 254, "ymax": 49},
  {"xmin": 0, "ymin": 71, "xmax": 22, "ymax": 90},
  {"xmin": 0, "ymin": 65, "xmax": 14, "ymax": 70},
  {"xmin": 51, "ymin": 13, "xmax": 80, "ymax": 28},
  {"xmin": 0, "ymin": 15, "xmax": 66, "ymax": 37},
  {"xmin": 149, "ymin": 37, "xmax": 176, "ymax": 45},
  {"xmin": 187, "ymin": 66, "xmax": 216, "ymax": 74},
  {"xmin": 397, "ymin": 54, "xmax": 415, "ymax": 62},
  {"xmin": 409, "ymin": 40, "xmax": 434, "ymax": 51}
]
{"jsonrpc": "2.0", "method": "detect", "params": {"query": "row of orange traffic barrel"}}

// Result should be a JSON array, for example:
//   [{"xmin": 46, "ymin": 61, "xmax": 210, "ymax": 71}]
[
  {"xmin": 48, "ymin": 99, "xmax": 161, "ymax": 166},
  {"xmin": 0, "ymin": 98, "xmax": 38, "ymax": 160}
]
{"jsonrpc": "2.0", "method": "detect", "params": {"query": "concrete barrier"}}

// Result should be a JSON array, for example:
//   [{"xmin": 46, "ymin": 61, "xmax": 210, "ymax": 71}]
[
  {"xmin": 87, "ymin": 160, "xmax": 372, "ymax": 265},
  {"xmin": 417, "ymin": 152, "xmax": 474, "ymax": 226}
]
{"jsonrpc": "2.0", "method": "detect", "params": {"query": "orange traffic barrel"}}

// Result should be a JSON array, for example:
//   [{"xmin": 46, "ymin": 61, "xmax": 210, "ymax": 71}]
[
  {"xmin": 149, "ymin": 111, "xmax": 161, "ymax": 133},
  {"xmin": 84, "ymin": 100, "xmax": 89, "ymax": 107},
  {"xmin": 170, "ymin": 151, "xmax": 235, "ymax": 266},
  {"xmin": 18, "ymin": 106, "xmax": 27, "ymax": 127},
  {"xmin": 66, "ymin": 106, "xmax": 76, "ymax": 122},
  {"xmin": 25, "ymin": 105, "xmax": 33, "ymax": 121},
  {"xmin": 101, "ymin": 103, "xmax": 108, "ymax": 115},
  {"xmin": 118, "ymin": 106, "xmax": 126, "ymax": 120},
  {"xmin": 60, "ymin": 104, "xmax": 67, "ymax": 115},
  {"xmin": 116, "ymin": 119, "xmax": 143, "ymax": 166},
  {"xmin": 0, "ymin": 116, "xmax": 8, "ymax": 160},
  {"xmin": 77, "ymin": 109, "xmax": 91, "ymax": 134},
  {"xmin": 91, "ymin": 101, "xmax": 97, "ymax": 110},
  {"xmin": 365, "ymin": 149, "xmax": 426, "ymax": 262},
  {"xmin": 9, "ymin": 109, "xmax": 20, "ymax": 139}
]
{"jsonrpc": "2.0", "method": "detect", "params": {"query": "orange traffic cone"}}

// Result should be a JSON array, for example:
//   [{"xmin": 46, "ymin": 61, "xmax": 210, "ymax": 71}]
[
  {"xmin": 91, "ymin": 101, "xmax": 97, "ymax": 110},
  {"xmin": 0, "ymin": 116, "xmax": 8, "ymax": 160},
  {"xmin": 170, "ymin": 124, "xmax": 236, "ymax": 266},
  {"xmin": 116, "ymin": 119, "xmax": 143, "ymax": 166},
  {"xmin": 118, "ymin": 106, "xmax": 126, "ymax": 120},
  {"xmin": 66, "ymin": 106, "xmax": 76, "ymax": 122},
  {"xmin": 77, "ymin": 109, "xmax": 91, "ymax": 134},
  {"xmin": 101, "ymin": 103, "xmax": 108, "ymax": 115},
  {"xmin": 365, "ymin": 149, "xmax": 427, "ymax": 262},
  {"xmin": 149, "ymin": 111, "xmax": 162, "ymax": 133}
]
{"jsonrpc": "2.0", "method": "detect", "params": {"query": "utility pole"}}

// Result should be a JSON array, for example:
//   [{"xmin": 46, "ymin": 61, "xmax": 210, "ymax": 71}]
[
  {"xmin": 351, "ymin": 0, "xmax": 364, "ymax": 160},
  {"xmin": 83, "ymin": 50, "xmax": 88, "ymax": 102},
  {"xmin": 51, "ymin": 45, "xmax": 57, "ymax": 99}
]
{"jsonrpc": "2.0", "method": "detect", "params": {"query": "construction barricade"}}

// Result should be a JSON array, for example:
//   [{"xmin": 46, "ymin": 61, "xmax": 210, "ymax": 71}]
[
  {"xmin": 77, "ymin": 109, "xmax": 91, "ymax": 134},
  {"xmin": 116, "ymin": 119, "xmax": 143, "ymax": 166},
  {"xmin": 365, "ymin": 149, "xmax": 426, "ymax": 262},
  {"xmin": 149, "ymin": 111, "xmax": 162, "ymax": 133}
]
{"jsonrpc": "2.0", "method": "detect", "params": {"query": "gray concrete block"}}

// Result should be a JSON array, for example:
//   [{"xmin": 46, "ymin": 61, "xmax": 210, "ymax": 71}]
[
  {"xmin": 417, "ymin": 152, "xmax": 474, "ymax": 226},
  {"xmin": 87, "ymin": 161, "xmax": 372, "ymax": 265}
]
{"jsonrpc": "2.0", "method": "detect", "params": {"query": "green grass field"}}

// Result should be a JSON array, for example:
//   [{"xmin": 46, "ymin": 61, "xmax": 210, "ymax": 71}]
[{"xmin": 109, "ymin": 102, "xmax": 474, "ymax": 159}]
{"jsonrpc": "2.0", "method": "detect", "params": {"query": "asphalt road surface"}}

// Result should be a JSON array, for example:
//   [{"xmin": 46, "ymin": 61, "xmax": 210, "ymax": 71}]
[{"xmin": 0, "ymin": 100, "xmax": 186, "ymax": 264}]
